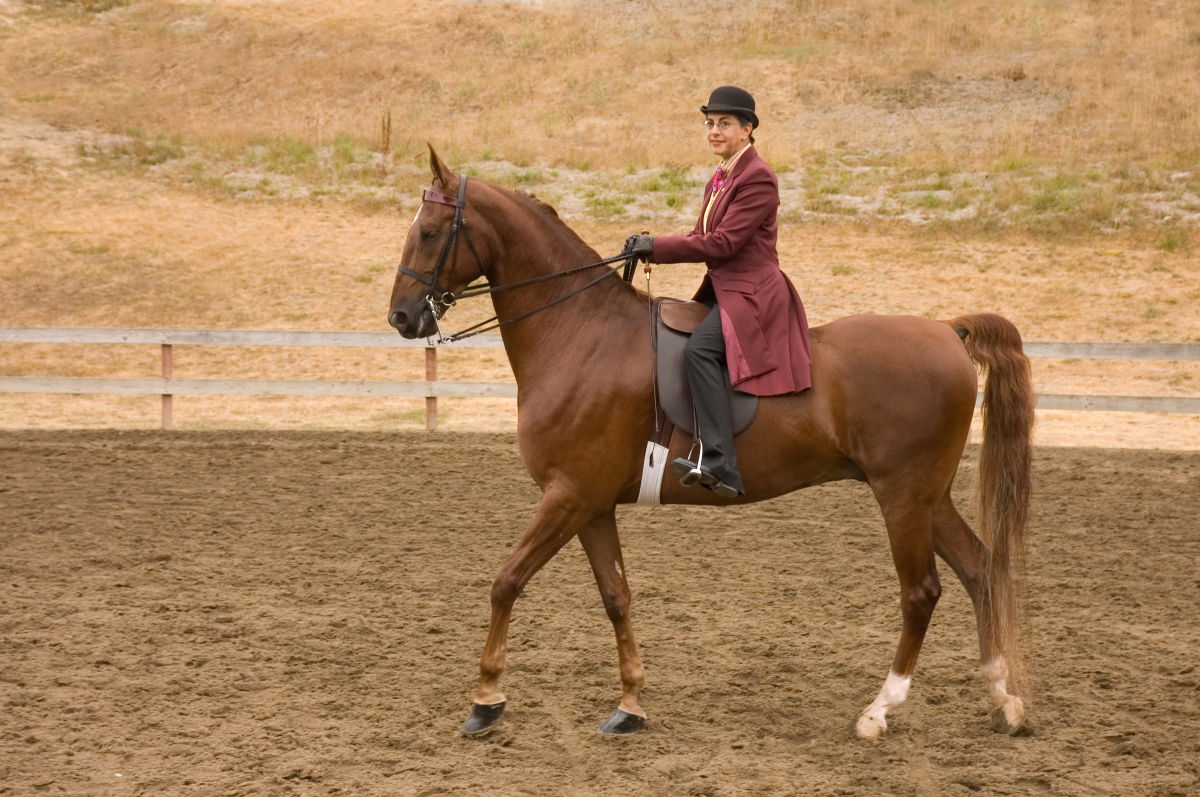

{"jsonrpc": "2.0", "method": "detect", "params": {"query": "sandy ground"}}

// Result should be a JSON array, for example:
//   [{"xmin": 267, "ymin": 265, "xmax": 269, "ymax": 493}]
[{"xmin": 2, "ymin": 430, "xmax": 1198, "ymax": 796}]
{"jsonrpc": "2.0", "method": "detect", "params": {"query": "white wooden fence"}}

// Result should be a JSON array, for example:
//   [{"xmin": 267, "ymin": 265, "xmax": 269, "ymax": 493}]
[{"xmin": 1, "ymin": 328, "xmax": 1197, "ymax": 430}]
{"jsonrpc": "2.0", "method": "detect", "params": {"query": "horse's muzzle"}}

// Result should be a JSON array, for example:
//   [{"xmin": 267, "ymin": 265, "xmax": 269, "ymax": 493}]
[{"xmin": 388, "ymin": 302, "xmax": 437, "ymax": 339}]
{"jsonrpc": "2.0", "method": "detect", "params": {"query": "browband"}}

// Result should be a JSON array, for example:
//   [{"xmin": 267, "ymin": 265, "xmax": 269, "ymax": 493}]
[{"xmin": 422, "ymin": 187, "xmax": 461, "ymax": 208}]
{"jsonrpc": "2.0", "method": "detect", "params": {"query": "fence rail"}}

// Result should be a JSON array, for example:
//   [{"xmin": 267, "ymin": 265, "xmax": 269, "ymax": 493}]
[{"xmin": 2, "ymin": 327, "xmax": 1197, "ymax": 429}]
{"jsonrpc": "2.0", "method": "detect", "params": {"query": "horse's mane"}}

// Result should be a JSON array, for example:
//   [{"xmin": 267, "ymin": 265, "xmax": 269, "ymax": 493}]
[
  {"xmin": 485, "ymin": 182, "xmax": 648, "ymax": 300},
  {"xmin": 516, "ymin": 190, "xmax": 560, "ymax": 218},
  {"xmin": 508, "ymin": 188, "xmax": 597, "ymax": 257}
]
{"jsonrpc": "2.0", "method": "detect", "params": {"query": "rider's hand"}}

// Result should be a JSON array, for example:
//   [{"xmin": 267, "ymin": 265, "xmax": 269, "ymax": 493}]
[{"xmin": 623, "ymin": 234, "xmax": 655, "ymax": 262}]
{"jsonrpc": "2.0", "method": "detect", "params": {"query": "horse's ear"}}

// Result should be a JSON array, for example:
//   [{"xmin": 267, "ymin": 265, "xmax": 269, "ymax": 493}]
[{"xmin": 428, "ymin": 143, "xmax": 453, "ymax": 187}]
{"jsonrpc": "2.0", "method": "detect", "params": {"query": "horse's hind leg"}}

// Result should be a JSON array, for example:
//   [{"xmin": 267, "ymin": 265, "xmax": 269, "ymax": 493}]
[
  {"xmin": 461, "ymin": 489, "xmax": 596, "ymax": 736},
  {"xmin": 856, "ymin": 491, "xmax": 941, "ymax": 739},
  {"xmin": 578, "ymin": 510, "xmax": 646, "ymax": 734},
  {"xmin": 932, "ymin": 491, "xmax": 1026, "ymax": 733}
]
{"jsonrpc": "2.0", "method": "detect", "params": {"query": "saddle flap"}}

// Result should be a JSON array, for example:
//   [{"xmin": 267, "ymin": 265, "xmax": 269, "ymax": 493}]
[
  {"xmin": 659, "ymin": 300, "xmax": 710, "ymax": 334},
  {"xmin": 652, "ymin": 298, "xmax": 757, "ymax": 438}
]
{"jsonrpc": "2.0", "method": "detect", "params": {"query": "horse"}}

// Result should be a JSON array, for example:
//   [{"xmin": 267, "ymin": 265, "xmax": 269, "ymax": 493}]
[{"xmin": 388, "ymin": 147, "xmax": 1034, "ymax": 739}]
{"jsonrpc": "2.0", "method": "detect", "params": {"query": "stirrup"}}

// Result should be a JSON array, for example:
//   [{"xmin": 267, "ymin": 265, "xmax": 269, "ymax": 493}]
[
  {"xmin": 673, "ymin": 438, "xmax": 704, "ymax": 486},
  {"xmin": 671, "ymin": 457, "xmax": 705, "ymax": 487}
]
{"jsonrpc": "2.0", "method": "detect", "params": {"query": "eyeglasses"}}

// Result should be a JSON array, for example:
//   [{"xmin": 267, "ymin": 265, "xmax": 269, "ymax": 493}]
[{"xmin": 703, "ymin": 118, "xmax": 743, "ymax": 132}]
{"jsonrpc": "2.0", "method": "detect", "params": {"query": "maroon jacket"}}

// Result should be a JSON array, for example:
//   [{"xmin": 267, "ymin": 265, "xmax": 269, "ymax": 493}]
[{"xmin": 651, "ymin": 146, "xmax": 812, "ymax": 396}]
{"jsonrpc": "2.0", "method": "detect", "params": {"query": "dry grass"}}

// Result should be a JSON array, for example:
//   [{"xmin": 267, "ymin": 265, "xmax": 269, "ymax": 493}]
[
  {"xmin": 1, "ymin": 0, "xmax": 1197, "ymax": 444},
  {"xmin": 5, "ymin": 0, "xmax": 1200, "ymax": 170}
]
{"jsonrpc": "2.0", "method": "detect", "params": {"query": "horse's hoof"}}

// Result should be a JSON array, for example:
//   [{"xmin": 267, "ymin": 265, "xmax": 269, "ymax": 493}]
[
  {"xmin": 461, "ymin": 701, "xmax": 506, "ymax": 736},
  {"xmin": 598, "ymin": 708, "xmax": 645, "ymax": 735},
  {"xmin": 990, "ymin": 699, "xmax": 1027, "ymax": 735},
  {"xmin": 855, "ymin": 713, "xmax": 887, "ymax": 740}
]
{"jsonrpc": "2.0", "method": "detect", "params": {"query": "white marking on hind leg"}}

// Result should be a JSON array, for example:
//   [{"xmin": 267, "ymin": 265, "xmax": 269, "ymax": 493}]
[
  {"xmin": 855, "ymin": 671, "xmax": 911, "ymax": 739},
  {"xmin": 982, "ymin": 656, "xmax": 1025, "ymax": 731}
]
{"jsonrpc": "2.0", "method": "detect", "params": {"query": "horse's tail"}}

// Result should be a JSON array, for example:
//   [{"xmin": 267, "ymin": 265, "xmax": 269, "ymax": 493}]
[{"xmin": 949, "ymin": 313, "xmax": 1035, "ymax": 687}]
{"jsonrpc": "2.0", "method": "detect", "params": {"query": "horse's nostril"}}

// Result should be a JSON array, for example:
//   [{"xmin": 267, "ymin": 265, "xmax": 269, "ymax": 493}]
[{"xmin": 389, "ymin": 310, "xmax": 407, "ymax": 330}]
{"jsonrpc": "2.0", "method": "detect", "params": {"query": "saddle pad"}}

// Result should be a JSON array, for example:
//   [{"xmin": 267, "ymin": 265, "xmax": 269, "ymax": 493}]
[{"xmin": 655, "ymin": 299, "xmax": 757, "ymax": 437}]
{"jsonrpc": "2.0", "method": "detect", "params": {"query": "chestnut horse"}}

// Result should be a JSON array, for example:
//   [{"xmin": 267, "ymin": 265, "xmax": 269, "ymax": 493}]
[{"xmin": 388, "ymin": 149, "xmax": 1034, "ymax": 739}]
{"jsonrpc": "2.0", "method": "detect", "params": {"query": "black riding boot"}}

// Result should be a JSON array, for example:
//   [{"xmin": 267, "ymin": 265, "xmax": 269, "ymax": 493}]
[{"xmin": 682, "ymin": 302, "xmax": 745, "ymax": 495}]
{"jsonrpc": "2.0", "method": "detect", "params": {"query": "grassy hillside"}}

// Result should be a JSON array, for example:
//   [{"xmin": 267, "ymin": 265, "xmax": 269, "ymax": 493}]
[
  {"xmin": 4, "ymin": 0, "xmax": 1200, "ymax": 236},
  {"xmin": 0, "ymin": 0, "xmax": 1196, "ymax": 437}
]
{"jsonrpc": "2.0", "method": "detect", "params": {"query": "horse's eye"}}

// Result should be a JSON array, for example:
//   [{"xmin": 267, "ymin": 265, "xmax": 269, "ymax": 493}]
[{"xmin": 421, "ymin": 228, "xmax": 439, "ymax": 241}]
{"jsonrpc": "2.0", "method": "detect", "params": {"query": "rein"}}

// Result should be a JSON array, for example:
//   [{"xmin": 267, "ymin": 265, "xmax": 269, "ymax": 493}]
[{"xmin": 398, "ymin": 174, "xmax": 639, "ymax": 343}]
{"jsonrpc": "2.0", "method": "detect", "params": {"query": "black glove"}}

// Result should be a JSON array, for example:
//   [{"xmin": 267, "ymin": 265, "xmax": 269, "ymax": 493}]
[{"xmin": 623, "ymin": 234, "xmax": 654, "ymax": 262}]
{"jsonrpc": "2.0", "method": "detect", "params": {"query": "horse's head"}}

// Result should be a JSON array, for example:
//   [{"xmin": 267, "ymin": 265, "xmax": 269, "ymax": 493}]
[{"xmin": 388, "ymin": 146, "xmax": 487, "ymax": 338}]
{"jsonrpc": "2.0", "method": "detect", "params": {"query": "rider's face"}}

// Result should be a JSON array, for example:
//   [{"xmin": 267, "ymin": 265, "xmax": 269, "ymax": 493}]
[{"xmin": 705, "ymin": 114, "xmax": 752, "ymax": 160}]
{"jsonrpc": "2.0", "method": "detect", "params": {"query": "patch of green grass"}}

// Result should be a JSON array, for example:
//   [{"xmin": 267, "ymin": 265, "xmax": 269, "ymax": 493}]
[
  {"xmin": 78, "ymin": 0, "xmax": 128, "ymax": 12},
  {"xmin": 242, "ymin": 137, "xmax": 317, "ymax": 174},
  {"xmin": 996, "ymin": 157, "xmax": 1034, "ymax": 174},
  {"xmin": 283, "ymin": 137, "xmax": 315, "ymax": 165},
  {"xmin": 78, "ymin": 132, "xmax": 185, "ymax": 170},
  {"xmin": 829, "ymin": 264, "xmax": 853, "ymax": 276},
  {"xmin": 584, "ymin": 192, "xmax": 630, "ymax": 218},
  {"xmin": 67, "ymin": 242, "xmax": 110, "ymax": 255},
  {"xmin": 641, "ymin": 167, "xmax": 699, "ymax": 193},
  {"xmin": 805, "ymin": 196, "xmax": 858, "ymax": 215},
  {"xmin": 333, "ymin": 133, "xmax": 371, "ymax": 166},
  {"xmin": 1160, "ymin": 231, "xmax": 1188, "ymax": 251},
  {"xmin": 351, "ymin": 262, "xmax": 389, "ymax": 280},
  {"xmin": 1027, "ymin": 174, "xmax": 1084, "ymax": 214},
  {"xmin": 139, "ymin": 135, "xmax": 184, "ymax": 165},
  {"xmin": 817, "ymin": 177, "xmax": 848, "ymax": 195},
  {"xmin": 496, "ymin": 169, "xmax": 544, "ymax": 189}
]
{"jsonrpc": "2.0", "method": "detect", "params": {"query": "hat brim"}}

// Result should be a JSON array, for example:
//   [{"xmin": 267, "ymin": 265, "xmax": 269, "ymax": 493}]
[{"xmin": 700, "ymin": 104, "xmax": 759, "ymax": 128}]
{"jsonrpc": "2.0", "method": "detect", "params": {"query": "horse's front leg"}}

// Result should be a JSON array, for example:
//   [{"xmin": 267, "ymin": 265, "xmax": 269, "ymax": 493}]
[
  {"xmin": 578, "ymin": 510, "xmax": 646, "ymax": 735},
  {"xmin": 461, "ymin": 489, "xmax": 597, "ymax": 736}
]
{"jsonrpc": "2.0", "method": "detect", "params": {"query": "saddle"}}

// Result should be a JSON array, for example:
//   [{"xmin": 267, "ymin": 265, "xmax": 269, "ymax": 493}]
[{"xmin": 653, "ymin": 298, "xmax": 758, "ymax": 439}]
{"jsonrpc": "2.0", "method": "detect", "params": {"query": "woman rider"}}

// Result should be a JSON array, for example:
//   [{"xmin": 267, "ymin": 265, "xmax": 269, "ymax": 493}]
[{"xmin": 624, "ymin": 85, "xmax": 813, "ymax": 498}]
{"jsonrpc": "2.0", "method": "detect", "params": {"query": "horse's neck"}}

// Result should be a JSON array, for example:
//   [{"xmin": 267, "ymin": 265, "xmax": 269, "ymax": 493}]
[{"xmin": 480, "ymin": 202, "xmax": 644, "ymax": 386}]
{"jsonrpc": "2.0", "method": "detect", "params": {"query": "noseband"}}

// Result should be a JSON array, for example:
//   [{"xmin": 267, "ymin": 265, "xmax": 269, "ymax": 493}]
[{"xmin": 396, "ymin": 174, "xmax": 641, "ymax": 343}]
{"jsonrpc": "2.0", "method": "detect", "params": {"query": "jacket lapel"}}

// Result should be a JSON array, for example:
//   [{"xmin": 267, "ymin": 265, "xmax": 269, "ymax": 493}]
[{"xmin": 706, "ymin": 146, "xmax": 758, "ymax": 231}]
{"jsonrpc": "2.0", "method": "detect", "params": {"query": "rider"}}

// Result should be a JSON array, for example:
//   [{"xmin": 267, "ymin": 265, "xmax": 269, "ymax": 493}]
[{"xmin": 624, "ymin": 85, "xmax": 813, "ymax": 497}]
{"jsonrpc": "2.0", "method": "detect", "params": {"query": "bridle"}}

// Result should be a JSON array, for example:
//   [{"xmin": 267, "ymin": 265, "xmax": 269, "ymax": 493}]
[
  {"xmin": 396, "ymin": 174, "xmax": 637, "ymax": 343},
  {"xmin": 396, "ymin": 174, "xmax": 474, "ymax": 328}
]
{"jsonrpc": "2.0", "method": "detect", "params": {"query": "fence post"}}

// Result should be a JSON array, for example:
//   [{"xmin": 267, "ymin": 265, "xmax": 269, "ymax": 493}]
[
  {"xmin": 161, "ymin": 343, "xmax": 174, "ymax": 430},
  {"xmin": 425, "ymin": 345, "xmax": 437, "ymax": 431}
]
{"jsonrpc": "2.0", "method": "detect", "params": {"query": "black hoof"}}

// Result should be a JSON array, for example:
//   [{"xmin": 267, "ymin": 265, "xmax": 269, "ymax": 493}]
[
  {"xmin": 461, "ymin": 701, "xmax": 506, "ymax": 736},
  {"xmin": 598, "ymin": 708, "xmax": 646, "ymax": 735}
]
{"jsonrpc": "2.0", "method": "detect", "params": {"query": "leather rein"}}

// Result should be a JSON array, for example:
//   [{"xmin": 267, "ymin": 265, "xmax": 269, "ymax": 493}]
[{"xmin": 397, "ymin": 174, "xmax": 635, "ymax": 344}]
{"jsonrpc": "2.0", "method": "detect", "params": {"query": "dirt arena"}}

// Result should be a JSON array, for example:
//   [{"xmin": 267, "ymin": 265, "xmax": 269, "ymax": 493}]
[{"xmin": 2, "ymin": 430, "xmax": 1197, "ymax": 796}]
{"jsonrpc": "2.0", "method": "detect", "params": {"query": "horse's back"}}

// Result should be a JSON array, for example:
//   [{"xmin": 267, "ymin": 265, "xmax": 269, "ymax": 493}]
[
  {"xmin": 782, "ymin": 314, "xmax": 977, "ymax": 475},
  {"xmin": 810, "ymin": 312, "xmax": 975, "ymax": 383}
]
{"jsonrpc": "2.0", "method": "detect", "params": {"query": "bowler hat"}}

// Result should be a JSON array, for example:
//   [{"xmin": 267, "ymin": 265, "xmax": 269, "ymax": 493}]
[{"xmin": 701, "ymin": 85, "xmax": 759, "ymax": 128}]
